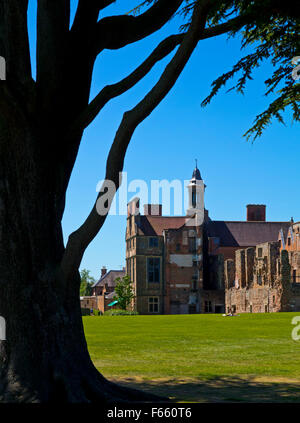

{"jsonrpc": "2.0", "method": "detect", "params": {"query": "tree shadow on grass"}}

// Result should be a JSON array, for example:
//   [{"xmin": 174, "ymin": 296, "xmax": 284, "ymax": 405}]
[{"xmin": 109, "ymin": 376, "xmax": 300, "ymax": 403}]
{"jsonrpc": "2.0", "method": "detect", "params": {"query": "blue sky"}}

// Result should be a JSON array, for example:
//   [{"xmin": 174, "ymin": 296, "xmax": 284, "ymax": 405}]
[{"xmin": 27, "ymin": 1, "xmax": 299, "ymax": 280}]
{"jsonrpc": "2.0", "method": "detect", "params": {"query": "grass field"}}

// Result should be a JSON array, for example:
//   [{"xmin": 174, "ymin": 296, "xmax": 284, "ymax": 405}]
[{"xmin": 83, "ymin": 312, "xmax": 300, "ymax": 402}]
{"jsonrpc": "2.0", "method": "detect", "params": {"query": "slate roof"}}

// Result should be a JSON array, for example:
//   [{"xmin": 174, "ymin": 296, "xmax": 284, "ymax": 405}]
[
  {"xmin": 136, "ymin": 215, "xmax": 290, "ymax": 247},
  {"xmin": 92, "ymin": 269, "xmax": 125, "ymax": 288},
  {"xmin": 192, "ymin": 166, "xmax": 202, "ymax": 180},
  {"xmin": 205, "ymin": 220, "xmax": 291, "ymax": 247}
]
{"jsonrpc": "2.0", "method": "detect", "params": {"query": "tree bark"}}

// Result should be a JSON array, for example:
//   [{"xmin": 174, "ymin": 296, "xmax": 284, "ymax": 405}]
[
  {"xmin": 0, "ymin": 115, "xmax": 161, "ymax": 402},
  {"xmin": 0, "ymin": 0, "xmax": 214, "ymax": 402}
]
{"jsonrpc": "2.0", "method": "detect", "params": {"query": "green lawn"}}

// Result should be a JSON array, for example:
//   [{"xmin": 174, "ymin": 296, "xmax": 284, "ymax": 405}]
[{"xmin": 83, "ymin": 313, "xmax": 300, "ymax": 402}]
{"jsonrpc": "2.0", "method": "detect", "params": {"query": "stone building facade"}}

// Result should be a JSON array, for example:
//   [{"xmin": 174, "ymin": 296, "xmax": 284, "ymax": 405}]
[
  {"xmin": 126, "ymin": 166, "xmax": 294, "ymax": 315},
  {"xmin": 225, "ymin": 237, "xmax": 300, "ymax": 313},
  {"xmin": 281, "ymin": 221, "xmax": 300, "ymax": 284}
]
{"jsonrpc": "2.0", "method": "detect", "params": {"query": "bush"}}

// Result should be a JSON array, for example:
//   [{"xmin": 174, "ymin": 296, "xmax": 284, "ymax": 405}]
[
  {"xmin": 93, "ymin": 309, "xmax": 101, "ymax": 316},
  {"xmin": 81, "ymin": 308, "xmax": 90, "ymax": 316},
  {"xmin": 104, "ymin": 309, "xmax": 139, "ymax": 316}
]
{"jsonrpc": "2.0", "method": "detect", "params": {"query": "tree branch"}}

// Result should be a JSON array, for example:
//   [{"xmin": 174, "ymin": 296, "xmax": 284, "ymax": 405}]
[
  {"xmin": 94, "ymin": 0, "xmax": 184, "ymax": 52},
  {"xmin": 0, "ymin": 0, "xmax": 32, "ymax": 85},
  {"xmin": 37, "ymin": 0, "xmax": 70, "ymax": 109},
  {"xmin": 71, "ymin": 0, "xmax": 101, "ymax": 35},
  {"xmin": 69, "ymin": 34, "xmax": 181, "ymax": 136},
  {"xmin": 70, "ymin": 13, "xmax": 251, "ymax": 135},
  {"xmin": 61, "ymin": 0, "xmax": 211, "ymax": 278},
  {"xmin": 98, "ymin": 0, "xmax": 115, "ymax": 11}
]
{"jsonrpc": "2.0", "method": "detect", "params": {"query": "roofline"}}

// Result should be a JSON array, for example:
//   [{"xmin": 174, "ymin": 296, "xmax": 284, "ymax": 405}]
[
  {"xmin": 92, "ymin": 269, "xmax": 125, "ymax": 287},
  {"xmin": 143, "ymin": 215, "xmax": 187, "ymax": 218},
  {"xmin": 212, "ymin": 220, "xmax": 291, "ymax": 224},
  {"xmin": 143, "ymin": 216, "xmax": 291, "ymax": 224}
]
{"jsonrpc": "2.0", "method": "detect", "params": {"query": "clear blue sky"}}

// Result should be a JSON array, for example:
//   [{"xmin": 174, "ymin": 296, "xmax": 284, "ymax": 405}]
[{"xmin": 27, "ymin": 1, "xmax": 299, "ymax": 280}]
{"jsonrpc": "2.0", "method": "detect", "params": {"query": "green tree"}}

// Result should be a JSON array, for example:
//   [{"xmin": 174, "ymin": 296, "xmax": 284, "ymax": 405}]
[
  {"xmin": 186, "ymin": 0, "xmax": 300, "ymax": 140},
  {"xmin": 80, "ymin": 269, "xmax": 95, "ymax": 297},
  {"xmin": 114, "ymin": 276, "xmax": 135, "ymax": 311}
]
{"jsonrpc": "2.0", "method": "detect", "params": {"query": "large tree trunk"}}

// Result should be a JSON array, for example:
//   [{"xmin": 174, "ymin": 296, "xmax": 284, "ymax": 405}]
[
  {"xmin": 0, "ymin": 117, "xmax": 158, "ymax": 403},
  {"xmin": 0, "ymin": 0, "xmax": 209, "ymax": 402}
]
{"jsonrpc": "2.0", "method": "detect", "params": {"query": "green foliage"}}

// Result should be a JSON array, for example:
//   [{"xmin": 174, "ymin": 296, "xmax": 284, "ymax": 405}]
[
  {"xmin": 80, "ymin": 268, "xmax": 96, "ymax": 296},
  {"xmin": 103, "ymin": 309, "xmax": 139, "ymax": 316},
  {"xmin": 81, "ymin": 308, "xmax": 90, "ymax": 316},
  {"xmin": 183, "ymin": 0, "xmax": 300, "ymax": 141},
  {"xmin": 113, "ymin": 275, "xmax": 135, "ymax": 311}
]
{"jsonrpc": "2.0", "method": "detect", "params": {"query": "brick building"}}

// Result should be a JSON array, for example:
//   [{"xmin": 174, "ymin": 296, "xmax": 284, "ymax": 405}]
[
  {"xmin": 280, "ymin": 221, "xmax": 300, "ymax": 284},
  {"xmin": 80, "ymin": 266, "xmax": 125, "ymax": 314},
  {"xmin": 126, "ymin": 166, "xmax": 293, "ymax": 315},
  {"xmin": 225, "ymin": 237, "xmax": 300, "ymax": 313},
  {"xmin": 92, "ymin": 266, "xmax": 125, "ymax": 297}
]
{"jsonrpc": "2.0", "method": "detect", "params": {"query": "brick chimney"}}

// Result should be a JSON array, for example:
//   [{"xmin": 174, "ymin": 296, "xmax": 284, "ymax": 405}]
[
  {"xmin": 246, "ymin": 205, "xmax": 266, "ymax": 222},
  {"xmin": 101, "ymin": 266, "xmax": 107, "ymax": 278},
  {"xmin": 144, "ymin": 204, "xmax": 162, "ymax": 216},
  {"xmin": 127, "ymin": 197, "xmax": 140, "ymax": 216}
]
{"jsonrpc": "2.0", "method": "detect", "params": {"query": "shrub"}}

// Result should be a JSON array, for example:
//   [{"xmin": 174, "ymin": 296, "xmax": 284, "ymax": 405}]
[{"xmin": 81, "ymin": 308, "xmax": 90, "ymax": 316}]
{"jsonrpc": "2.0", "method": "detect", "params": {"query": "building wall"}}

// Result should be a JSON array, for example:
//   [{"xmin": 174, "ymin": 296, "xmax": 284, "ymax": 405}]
[
  {"xmin": 225, "ymin": 287, "xmax": 280, "ymax": 313},
  {"xmin": 208, "ymin": 241, "xmax": 242, "ymax": 261},
  {"xmin": 126, "ymin": 216, "xmax": 165, "ymax": 314},
  {"xmin": 201, "ymin": 289, "xmax": 225, "ymax": 313},
  {"xmin": 80, "ymin": 296, "xmax": 97, "ymax": 311},
  {"xmin": 164, "ymin": 226, "xmax": 204, "ymax": 314},
  {"xmin": 282, "ymin": 222, "xmax": 300, "ymax": 284},
  {"xmin": 225, "ymin": 240, "xmax": 300, "ymax": 313}
]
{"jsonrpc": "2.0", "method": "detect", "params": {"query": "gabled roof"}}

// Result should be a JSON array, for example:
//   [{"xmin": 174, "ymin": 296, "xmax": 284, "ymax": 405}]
[
  {"xmin": 137, "ymin": 215, "xmax": 189, "ymax": 236},
  {"xmin": 205, "ymin": 220, "xmax": 290, "ymax": 247},
  {"xmin": 92, "ymin": 269, "xmax": 125, "ymax": 288},
  {"xmin": 135, "ymin": 213, "xmax": 291, "ymax": 247}
]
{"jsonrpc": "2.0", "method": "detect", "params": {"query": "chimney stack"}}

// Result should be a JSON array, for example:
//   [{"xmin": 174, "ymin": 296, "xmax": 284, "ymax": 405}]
[
  {"xmin": 101, "ymin": 266, "xmax": 107, "ymax": 278},
  {"xmin": 127, "ymin": 197, "xmax": 140, "ymax": 216},
  {"xmin": 144, "ymin": 204, "xmax": 162, "ymax": 216},
  {"xmin": 246, "ymin": 205, "xmax": 266, "ymax": 222}
]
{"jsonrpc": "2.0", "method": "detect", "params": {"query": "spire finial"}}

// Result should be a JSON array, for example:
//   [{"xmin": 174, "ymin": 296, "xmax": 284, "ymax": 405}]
[{"xmin": 195, "ymin": 158, "xmax": 198, "ymax": 168}]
